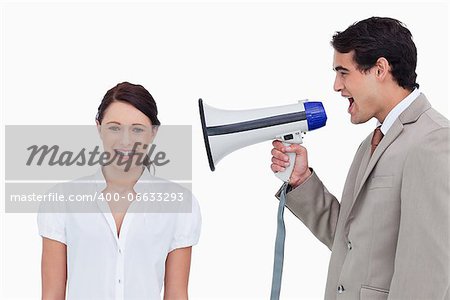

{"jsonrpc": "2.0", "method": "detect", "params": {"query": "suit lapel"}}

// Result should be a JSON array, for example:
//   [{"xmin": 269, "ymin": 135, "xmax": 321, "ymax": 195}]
[
  {"xmin": 353, "ymin": 138, "xmax": 371, "ymax": 199},
  {"xmin": 353, "ymin": 121, "xmax": 403, "ymax": 200},
  {"xmin": 344, "ymin": 94, "xmax": 431, "ymax": 226}
]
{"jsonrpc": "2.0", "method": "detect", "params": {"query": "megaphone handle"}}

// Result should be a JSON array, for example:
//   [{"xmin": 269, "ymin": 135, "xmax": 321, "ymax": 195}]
[{"xmin": 275, "ymin": 142, "xmax": 297, "ymax": 183}]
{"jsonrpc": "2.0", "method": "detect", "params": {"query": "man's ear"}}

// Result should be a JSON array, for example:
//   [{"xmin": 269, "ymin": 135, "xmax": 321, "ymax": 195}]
[{"xmin": 375, "ymin": 57, "xmax": 390, "ymax": 80}]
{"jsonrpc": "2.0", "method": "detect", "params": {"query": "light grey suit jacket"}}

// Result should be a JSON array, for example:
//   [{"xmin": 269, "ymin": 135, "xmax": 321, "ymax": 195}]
[{"xmin": 278, "ymin": 94, "xmax": 450, "ymax": 299}]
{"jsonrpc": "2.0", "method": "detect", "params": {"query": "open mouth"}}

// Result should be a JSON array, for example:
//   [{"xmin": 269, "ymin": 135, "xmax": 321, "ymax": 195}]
[{"xmin": 348, "ymin": 97, "xmax": 355, "ymax": 113}]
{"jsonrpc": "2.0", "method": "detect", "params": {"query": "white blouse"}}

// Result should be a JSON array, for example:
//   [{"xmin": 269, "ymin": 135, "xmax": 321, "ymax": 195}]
[{"xmin": 37, "ymin": 168, "xmax": 201, "ymax": 300}]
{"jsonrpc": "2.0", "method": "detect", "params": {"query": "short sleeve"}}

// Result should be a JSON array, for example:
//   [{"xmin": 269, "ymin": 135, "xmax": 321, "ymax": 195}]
[
  {"xmin": 37, "ymin": 212, "xmax": 67, "ymax": 245},
  {"xmin": 37, "ymin": 184, "xmax": 67, "ymax": 245},
  {"xmin": 169, "ymin": 194, "xmax": 202, "ymax": 252}
]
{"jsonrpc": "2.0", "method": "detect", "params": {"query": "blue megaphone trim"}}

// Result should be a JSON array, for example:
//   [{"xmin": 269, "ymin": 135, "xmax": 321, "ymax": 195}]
[{"xmin": 304, "ymin": 101, "xmax": 327, "ymax": 131}]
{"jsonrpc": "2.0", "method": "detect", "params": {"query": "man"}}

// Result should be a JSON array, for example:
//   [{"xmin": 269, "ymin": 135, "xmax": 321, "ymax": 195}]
[{"xmin": 271, "ymin": 17, "xmax": 449, "ymax": 299}]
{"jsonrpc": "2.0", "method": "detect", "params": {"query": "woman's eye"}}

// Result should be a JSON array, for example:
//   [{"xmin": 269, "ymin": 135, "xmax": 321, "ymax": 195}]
[
  {"xmin": 132, "ymin": 127, "xmax": 144, "ymax": 133},
  {"xmin": 108, "ymin": 126, "xmax": 120, "ymax": 131}
]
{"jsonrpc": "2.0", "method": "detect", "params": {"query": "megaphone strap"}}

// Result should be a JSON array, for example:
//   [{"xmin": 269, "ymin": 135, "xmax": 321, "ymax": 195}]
[{"xmin": 270, "ymin": 182, "xmax": 289, "ymax": 300}]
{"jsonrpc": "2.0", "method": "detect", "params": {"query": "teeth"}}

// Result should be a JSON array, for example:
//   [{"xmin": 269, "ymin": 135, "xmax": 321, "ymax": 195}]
[{"xmin": 115, "ymin": 150, "xmax": 134, "ymax": 156}]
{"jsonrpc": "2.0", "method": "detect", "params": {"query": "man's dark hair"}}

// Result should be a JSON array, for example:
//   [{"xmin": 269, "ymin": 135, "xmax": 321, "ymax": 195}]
[{"xmin": 331, "ymin": 17, "xmax": 419, "ymax": 90}]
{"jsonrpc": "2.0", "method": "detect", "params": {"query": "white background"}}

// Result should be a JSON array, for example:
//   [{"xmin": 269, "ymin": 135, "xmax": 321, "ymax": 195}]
[{"xmin": 1, "ymin": 1, "xmax": 449, "ymax": 299}]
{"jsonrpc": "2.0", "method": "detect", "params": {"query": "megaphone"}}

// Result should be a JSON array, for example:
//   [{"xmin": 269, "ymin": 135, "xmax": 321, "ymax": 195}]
[{"xmin": 199, "ymin": 99, "xmax": 327, "ymax": 182}]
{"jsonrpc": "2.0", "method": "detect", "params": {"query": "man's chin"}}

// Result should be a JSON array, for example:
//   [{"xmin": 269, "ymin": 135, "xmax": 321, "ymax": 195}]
[
  {"xmin": 350, "ymin": 116, "xmax": 359, "ymax": 124},
  {"xmin": 350, "ymin": 117, "xmax": 372, "ymax": 125},
  {"xmin": 350, "ymin": 117, "xmax": 364, "ymax": 125}
]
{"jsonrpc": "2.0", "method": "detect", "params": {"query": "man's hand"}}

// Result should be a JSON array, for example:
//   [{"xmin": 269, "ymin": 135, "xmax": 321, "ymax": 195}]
[{"xmin": 271, "ymin": 140, "xmax": 312, "ymax": 188}]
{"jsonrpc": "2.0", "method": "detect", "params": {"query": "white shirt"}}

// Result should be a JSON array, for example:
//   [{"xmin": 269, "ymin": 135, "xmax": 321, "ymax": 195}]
[
  {"xmin": 37, "ymin": 168, "xmax": 201, "ymax": 300},
  {"xmin": 378, "ymin": 88, "xmax": 421, "ymax": 134}
]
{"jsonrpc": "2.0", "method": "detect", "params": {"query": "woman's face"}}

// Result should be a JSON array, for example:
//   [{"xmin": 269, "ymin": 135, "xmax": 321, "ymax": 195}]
[{"xmin": 97, "ymin": 101, "xmax": 157, "ymax": 172}]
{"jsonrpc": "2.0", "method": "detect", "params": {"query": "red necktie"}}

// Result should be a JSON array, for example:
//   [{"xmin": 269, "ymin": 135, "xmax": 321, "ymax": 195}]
[{"xmin": 371, "ymin": 126, "xmax": 384, "ymax": 156}]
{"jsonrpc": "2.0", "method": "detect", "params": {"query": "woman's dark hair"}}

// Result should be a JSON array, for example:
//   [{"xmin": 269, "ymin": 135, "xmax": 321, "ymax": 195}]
[
  {"xmin": 96, "ymin": 82, "xmax": 161, "ymax": 125},
  {"xmin": 331, "ymin": 17, "xmax": 419, "ymax": 90}
]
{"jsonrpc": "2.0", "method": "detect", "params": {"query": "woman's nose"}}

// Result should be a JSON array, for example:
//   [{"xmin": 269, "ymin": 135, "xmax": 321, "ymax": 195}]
[{"xmin": 120, "ymin": 129, "xmax": 132, "ymax": 146}]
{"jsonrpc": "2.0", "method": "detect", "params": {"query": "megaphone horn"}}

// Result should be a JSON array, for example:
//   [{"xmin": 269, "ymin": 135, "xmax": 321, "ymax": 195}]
[{"xmin": 199, "ymin": 98, "xmax": 327, "ymax": 181}]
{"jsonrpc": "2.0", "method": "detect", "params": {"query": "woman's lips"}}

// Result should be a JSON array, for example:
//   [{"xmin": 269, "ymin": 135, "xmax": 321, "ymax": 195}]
[{"xmin": 114, "ymin": 149, "xmax": 136, "ymax": 162}]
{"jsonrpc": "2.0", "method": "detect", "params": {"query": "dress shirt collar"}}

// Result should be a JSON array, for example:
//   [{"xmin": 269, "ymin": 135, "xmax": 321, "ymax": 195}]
[
  {"xmin": 93, "ymin": 166, "xmax": 154, "ymax": 193},
  {"xmin": 377, "ymin": 88, "xmax": 420, "ymax": 135}
]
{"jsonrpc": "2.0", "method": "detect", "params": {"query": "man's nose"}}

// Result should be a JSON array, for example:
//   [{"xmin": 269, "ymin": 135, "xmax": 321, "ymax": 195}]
[{"xmin": 333, "ymin": 74, "xmax": 343, "ymax": 92}]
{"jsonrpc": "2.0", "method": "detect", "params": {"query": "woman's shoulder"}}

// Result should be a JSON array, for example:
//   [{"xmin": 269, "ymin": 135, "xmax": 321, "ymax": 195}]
[{"xmin": 38, "ymin": 171, "xmax": 101, "ymax": 214}]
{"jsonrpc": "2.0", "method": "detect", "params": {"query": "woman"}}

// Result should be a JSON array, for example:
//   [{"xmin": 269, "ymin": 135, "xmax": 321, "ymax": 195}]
[{"xmin": 38, "ymin": 82, "xmax": 201, "ymax": 299}]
